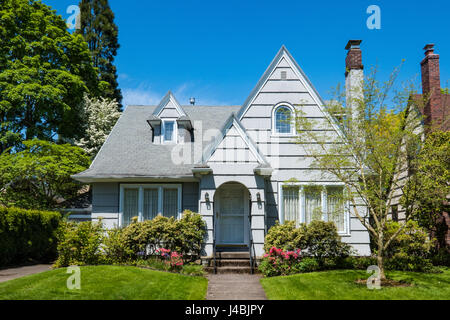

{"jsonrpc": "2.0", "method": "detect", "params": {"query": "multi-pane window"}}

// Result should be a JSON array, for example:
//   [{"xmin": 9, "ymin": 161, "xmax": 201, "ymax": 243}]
[
  {"xmin": 121, "ymin": 184, "xmax": 181, "ymax": 226},
  {"xmin": 162, "ymin": 120, "xmax": 176, "ymax": 143},
  {"xmin": 275, "ymin": 106, "xmax": 293, "ymax": 134},
  {"xmin": 282, "ymin": 185, "xmax": 347, "ymax": 234}
]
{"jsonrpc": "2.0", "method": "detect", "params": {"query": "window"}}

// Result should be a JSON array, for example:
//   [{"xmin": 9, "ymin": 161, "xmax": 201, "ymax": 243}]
[
  {"xmin": 273, "ymin": 105, "xmax": 295, "ymax": 135},
  {"xmin": 283, "ymin": 187, "xmax": 299, "ymax": 222},
  {"xmin": 162, "ymin": 120, "xmax": 177, "ymax": 143},
  {"xmin": 120, "ymin": 184, "xmax": 182, "ymax": 227},
  {"xmin": 281, "ymin": 184, "xmax": 348, "ymax": 234}
]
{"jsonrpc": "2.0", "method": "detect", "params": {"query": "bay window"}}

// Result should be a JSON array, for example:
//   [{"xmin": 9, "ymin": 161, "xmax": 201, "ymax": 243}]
[
  {"xmin": 281, "ymin": 184, "xmax": 349, "ymax": 235},
  {"xmin": 120, "ymin": 184, "xmax": 182, "ymax": 227}
]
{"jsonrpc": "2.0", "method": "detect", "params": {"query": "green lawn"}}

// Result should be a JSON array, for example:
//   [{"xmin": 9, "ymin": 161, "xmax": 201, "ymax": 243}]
[
  {"xmin": 0, "ymin": 266, "xmax": 208, "ymax": 300},
  {"xmin": 260, "ymin": 268, "xmax": 450, "ymax": 300}
]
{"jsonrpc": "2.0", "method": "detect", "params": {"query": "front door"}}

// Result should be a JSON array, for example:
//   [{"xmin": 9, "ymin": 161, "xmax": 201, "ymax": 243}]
[{"xmin": 216, "ymin": 184, "xmax": 249, "ymax": 245}]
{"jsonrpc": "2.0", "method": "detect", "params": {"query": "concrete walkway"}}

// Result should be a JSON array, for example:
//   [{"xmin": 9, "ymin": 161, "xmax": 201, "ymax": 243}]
[
  {"xmin": 0, "ymin": 265, "xmax": 53, "ymax": 283},
  {"xmin": 206, "ymin": 274, "xmax": 267, "ymax": 300}
]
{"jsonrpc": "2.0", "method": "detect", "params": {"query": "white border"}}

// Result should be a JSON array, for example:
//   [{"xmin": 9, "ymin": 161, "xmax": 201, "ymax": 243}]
[{"xmin": 271, "ymin": 102, "xmax": 296, "ymax": 136}]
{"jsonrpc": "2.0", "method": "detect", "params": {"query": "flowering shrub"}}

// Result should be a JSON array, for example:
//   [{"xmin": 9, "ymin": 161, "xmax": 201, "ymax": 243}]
[
  {"xmin": 259, "ymin": 247, "xmax": 303, "ymax": 277},
  {"xmin": 156, "ymin": 248, "xmax": 184, "ymax": 270}
]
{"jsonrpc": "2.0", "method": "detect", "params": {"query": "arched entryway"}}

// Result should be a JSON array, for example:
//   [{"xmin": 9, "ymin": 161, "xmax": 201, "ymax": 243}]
[{"xmin": 214, "ymin": 182, "xmax": 251, "ymax": 247}]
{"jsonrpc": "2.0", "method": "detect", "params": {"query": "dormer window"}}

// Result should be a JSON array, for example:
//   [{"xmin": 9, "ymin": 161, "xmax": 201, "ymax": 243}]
[
  {"xmin": 273, "ymin": 104, "xmax": 295, "ymax": 136},
  {"xmin": 162, "ymin": 119, "xmax": 177, "ymax": 144}
]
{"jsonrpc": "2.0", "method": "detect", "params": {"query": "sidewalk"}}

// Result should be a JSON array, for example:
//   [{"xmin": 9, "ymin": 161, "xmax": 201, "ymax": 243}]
[
  {"xmin": 0, "ymin": 265, "xmax": 53, "ymax": 283},
  {"xmin": 206, "ymin": 274, "xmax": 267, "ymax": 300}
]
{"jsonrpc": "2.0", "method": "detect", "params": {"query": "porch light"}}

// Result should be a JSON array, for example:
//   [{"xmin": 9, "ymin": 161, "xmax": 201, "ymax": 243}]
[
  {"xmin": 257, "ymin": 192, "xmax": 261, "ymax": 202},
  {"xmin": 205, "ymin": 193, "xmax": 210, "ymax": 202}
]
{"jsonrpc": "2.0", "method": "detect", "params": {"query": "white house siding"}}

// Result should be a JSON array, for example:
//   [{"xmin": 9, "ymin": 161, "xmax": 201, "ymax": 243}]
[{"xmin": 238, "ymin": 54, "xmax": 371, "ymax": 256}]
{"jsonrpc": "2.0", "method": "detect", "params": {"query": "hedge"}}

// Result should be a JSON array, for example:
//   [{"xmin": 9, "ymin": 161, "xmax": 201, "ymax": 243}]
[{"xmin": 0, "ymin": 207, "xmax": 62, "ymax": 267}]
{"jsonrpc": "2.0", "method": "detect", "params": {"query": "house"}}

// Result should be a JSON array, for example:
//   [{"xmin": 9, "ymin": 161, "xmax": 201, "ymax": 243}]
[
  {"xmin": 390, "ymin": 44, "xmax": 449, "ymax": 247},
  {"xmin": 73, "ymin": 42, "xmax": 372, "ymax": 258}
]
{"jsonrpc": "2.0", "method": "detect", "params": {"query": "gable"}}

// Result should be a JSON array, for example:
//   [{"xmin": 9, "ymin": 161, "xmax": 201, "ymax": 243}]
[
  {"xmin": 204, "ymin": 115, "xmax": 268, "ymax": 165},
  {"xmin": 153, "ymin": 91, "xmax": 187, "ymax": 119},
  {"xmin": 237, "ymin": 46, "xmax": 344, "ymax": 137}
]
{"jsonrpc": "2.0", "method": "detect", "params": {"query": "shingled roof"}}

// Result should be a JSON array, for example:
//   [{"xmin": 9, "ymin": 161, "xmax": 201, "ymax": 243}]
[{"xmin": 73, "ymin": 105, "xmax": 241, "ymax": 182}]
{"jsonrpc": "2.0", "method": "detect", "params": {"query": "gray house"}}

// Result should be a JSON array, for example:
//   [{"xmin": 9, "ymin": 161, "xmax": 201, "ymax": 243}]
[{"xmin": 73, "ymin": 44, "xmax": 371, "ymax": 258}]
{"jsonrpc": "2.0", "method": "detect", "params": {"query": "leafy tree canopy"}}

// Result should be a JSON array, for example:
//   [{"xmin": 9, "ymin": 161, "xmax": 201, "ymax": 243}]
[
  {"xmin": 0, "ymin": 139, "xmax": 91, "ymax": 209},
  {"xmin": 0, "ymin": 0, "xmax": 104, "ymax": 153}
]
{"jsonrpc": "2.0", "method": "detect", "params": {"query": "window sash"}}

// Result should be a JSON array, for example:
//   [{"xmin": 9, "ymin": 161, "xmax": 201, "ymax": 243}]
[
  {"xmin": 275, "ymin": 107, "xmax": 292, "ymax": 134},
  {"xmin": 281, "ymin": 184, "xmax": 348, "ymax": 234},
  {"xmin": 120, "ymin": 184, "xmax": 181, "ymax": 227}
]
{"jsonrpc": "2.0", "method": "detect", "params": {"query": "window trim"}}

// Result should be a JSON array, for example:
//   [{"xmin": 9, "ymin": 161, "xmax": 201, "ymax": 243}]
[
  {"xmin": 272, "ymin": 103, "xmax": 296, "ymax": 136},
  {"xmin": 278, "ymin": 182, "xmax": 350, "ymax": 236},
  {"xmin": 119, "ymin": 184, "xmax": 182, "ymax": 227},
  {"xmin": 161, "ymin": 119, "xmax": 178, "ymax": 144}
]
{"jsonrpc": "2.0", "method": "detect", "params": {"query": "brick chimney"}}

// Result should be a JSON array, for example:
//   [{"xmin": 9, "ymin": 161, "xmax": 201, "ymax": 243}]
[
  {"xmin": 345, "ymin": 40, "xmax": 364, "ymax": 128},
  {"xmin": 421, "ymin": 44, "xmax": 443, "ymax": 129}
]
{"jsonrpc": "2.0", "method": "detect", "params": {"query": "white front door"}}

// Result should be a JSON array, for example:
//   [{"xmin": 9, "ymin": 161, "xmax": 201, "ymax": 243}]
[{"xmin": 216, "ymin": 184, "xmax": 249, "ymax": 245}]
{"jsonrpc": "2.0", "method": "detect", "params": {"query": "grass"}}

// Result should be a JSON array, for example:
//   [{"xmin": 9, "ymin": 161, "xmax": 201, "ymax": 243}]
[
  {"xmin": 260, "ymin": 268, "xmax": 450, "ymax": 300},
  {"xmin": 0, "ymin": 265, "xmax": 208, "ymax": 300}
]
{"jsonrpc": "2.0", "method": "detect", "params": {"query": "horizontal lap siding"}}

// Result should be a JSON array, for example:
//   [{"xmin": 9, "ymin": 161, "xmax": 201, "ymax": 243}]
[{"xmin": 92, "ymin": 182, "xmax": 120, "ymax": 227}]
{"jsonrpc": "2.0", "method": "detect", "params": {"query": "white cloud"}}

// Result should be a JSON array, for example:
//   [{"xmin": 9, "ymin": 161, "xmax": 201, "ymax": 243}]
[{"xmin": 122, "ymin": 82, "xmax": 232, "ymax": 108}]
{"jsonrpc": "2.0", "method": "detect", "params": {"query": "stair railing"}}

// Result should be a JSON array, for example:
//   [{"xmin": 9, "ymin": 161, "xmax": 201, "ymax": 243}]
[
  {"xmin": 248, "ymin": 213, "xmax": 256, "ymax": 274},
  {"xmin": 213, "ymin": 212, "xmax": 218, "ymax": 274}
]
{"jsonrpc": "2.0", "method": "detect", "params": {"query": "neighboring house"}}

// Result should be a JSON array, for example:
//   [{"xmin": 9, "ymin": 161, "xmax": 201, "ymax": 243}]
[
  {"xmin": 73, "ymin": 43, "xmax": 372, "ymax": 258},
  {"xmin": 391, "ymin": 44, "xmax": 449, "ymax": 247}
]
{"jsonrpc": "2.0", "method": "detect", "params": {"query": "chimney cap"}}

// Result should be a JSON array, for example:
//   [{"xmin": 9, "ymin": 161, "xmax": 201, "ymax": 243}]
[
  {"xmin": 345, "ymin": 40, "xmax": 362, "ymax": 50},
  {"xmin": 423, "ymin": 43, "xmax": 435, "ymax": 56}
]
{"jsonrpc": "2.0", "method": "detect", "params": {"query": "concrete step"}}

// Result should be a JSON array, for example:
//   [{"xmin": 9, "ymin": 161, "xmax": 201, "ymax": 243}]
[
  {"xmin": 215, "ymin": 252, "xmax": 250, "ymax": 259},
  {"xmin": 216, "ymin": 259, "xmax": 250, "ymax": 267},
  {"xmin": 205, "ymin": 266, "xmax": 253, "ymax": 274}
]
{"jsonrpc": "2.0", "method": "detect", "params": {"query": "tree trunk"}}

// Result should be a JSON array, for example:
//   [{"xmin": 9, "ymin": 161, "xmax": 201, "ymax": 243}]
[{"xmin": 377, "ymin": 235, "xmax": 386, "ymax": 281}]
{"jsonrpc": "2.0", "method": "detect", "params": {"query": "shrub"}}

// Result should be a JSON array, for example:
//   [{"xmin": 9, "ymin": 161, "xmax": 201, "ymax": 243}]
[
  {"xmin": 54, "ymin": 220, "xmax": 104, "ymax": 268},
  {"xmin": 297, "ymin": 257, "xmax": 320, "ymax": 273},
  {"xmin": 258, "ymin": 247, "xmax": 303, "ymax": 277},
  {"xmin": 0, "ymin": 207, "xmax": 61, "ymax": 267},
  {"xmin": 431, "ymin": 248, "xmax": 450, "ymax": 267},
  {"xmin": 174, "ymin": 210, "xmax": 206, "ymax": 260},
  {"xmin": 264, "ymin": 221, "xmax": 307, "ymax": 252},
  {"xmin": 102, "ymin": 227, "xmax": 134, "ymax": 264},
  {"xmin": 304, "ymin": 221, "xmax": 353, "ymax": 266},
  {"xmin": 383, "ymin": 220, "xmax": 435, "ymax": 272}
]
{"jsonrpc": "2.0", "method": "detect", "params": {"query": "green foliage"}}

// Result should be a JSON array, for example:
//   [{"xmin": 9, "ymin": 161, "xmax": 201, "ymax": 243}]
[
  {"xmin": 54, "ymin": 220, "xmax": 104, "ymax": 268},
  {"xmin": 305, "ymin": 220, "xmax": 353, "ymax": 266},
  {"xmin": 265, "ymin": 221, "xmax": 352, "ymax": 266},
  {"xmin": 403, "ymin": 131, "xmax": 450, "ymax": 249},
  {"xmin": 0, "ymin": 0, "xmax": 100, "ymax": 152},
  {"xmin": 0, "ymin": 140, "xmax": 91, "ymax": 209},
  {"xmin": 56, "ymin": 211, "xmax": 207, "ymax": 268},
  {"xmin": 297, "ymin": 257, "xmax": 320, "ymax": 273},
  {"xmin": 264, "ymin": 221, "xmax": 307, "ymax": 252},
  {"xmin": 136, "ymin": 258, "xmax": 205, "ymax": 276},
  {"xmin": 383, "ymin": 220, "xmax": 435, "ymax": 272},
  {"xmin": 76, "ymin": 0, "xmax": 122, "ymax": 108},
  {"xmin": 0, "ymin": 207, "xmax": 61, "ymax": 267}
]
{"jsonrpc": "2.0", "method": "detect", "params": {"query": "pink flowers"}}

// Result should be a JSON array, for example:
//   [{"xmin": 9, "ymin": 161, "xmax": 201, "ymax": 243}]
[{"xmin": 156, "ymin": 248, "xmax": 184, "ymax": 268}]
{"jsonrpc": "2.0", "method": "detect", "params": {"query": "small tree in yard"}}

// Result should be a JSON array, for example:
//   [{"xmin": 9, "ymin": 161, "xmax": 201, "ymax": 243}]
[
  {"xmin": 75, "ymin": 94, "xmax": 121, "ymax": 158},
  {"xmin": 0, "ymin": 140, "xmax": 91, "ymax": 209},
  {"xmin": 295, "ymin": 66, "xmax": 438, "ymax": 280}
]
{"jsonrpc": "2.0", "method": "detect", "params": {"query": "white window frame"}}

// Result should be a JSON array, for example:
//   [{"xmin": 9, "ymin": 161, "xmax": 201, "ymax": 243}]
[
  {"xmin": 279, "ymin": 182, "xmax": 350, "ymax": 236},
  {"xmin": 119, "ymin": 184, "xmax": 182, "ymax": 227},
  {"xmin": 161, "ymin": 119, "xmax": 178, "ymax": 144},
  {"xmin": 272, "ymin": 103, "xmax": 296, "ymax": 136}
]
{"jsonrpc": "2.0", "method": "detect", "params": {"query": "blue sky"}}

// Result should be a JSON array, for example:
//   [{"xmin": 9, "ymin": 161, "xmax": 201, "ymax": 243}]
[{"xmin": 44, "ymin": 0, "xmax": 450, "ymax": 107}]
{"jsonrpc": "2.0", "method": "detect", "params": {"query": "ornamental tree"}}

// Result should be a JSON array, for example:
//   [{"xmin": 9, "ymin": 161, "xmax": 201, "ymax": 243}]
[
  {"xmin": 75, "ymin": 94, "xmax": 121, "ymax": 158},
  {"xmin": 296, "ymin": 66, "xmax": 426, "ymax": 280}
]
